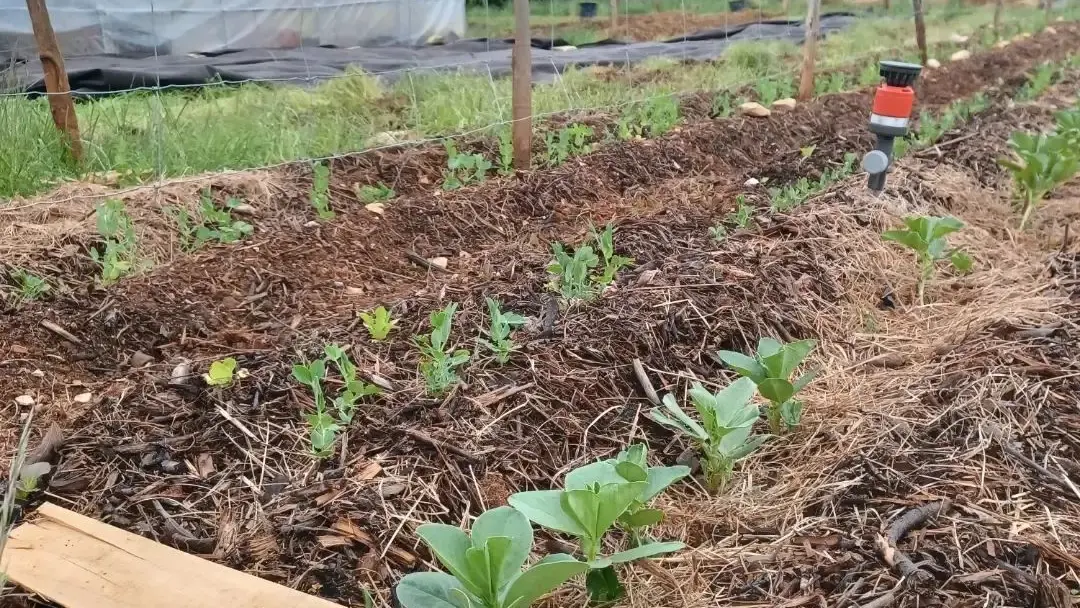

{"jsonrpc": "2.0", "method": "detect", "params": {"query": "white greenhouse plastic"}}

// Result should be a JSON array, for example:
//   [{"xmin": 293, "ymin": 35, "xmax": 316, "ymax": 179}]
[{"xmin": 0, "ymin": 0, "xmax": 466, "ymax": 58}]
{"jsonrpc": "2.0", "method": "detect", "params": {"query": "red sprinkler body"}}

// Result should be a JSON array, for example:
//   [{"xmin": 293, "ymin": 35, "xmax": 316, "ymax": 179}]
[{"xmin": 862, "ymin": 61, "xmax": 922, "ymax": 192}]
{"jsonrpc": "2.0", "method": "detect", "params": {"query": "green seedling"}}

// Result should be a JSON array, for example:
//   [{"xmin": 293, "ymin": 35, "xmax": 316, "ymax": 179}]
[
  {"xmin": 715, "ymin": 338, "xmax": 818, "ymax": 433},
  {"xmin": 814, "ymin": 71, "xmax": 849, "ymax": 96},
  {"xmin": 90, "ymin": 199, "xmax": 139, "ymax": 285},
  {"xmin": 592, "ymin": 223, "xmax": 633, "ymax": 289},
  {"xmin": 509, "ymin": 464, "xmax": 684, "ymax": 604},
  {"xmin": 565, "ymin": 444, "xmax": 689, "ymax": 546},
  {"xmin": 177, "ymin": 192, "xmax": 253, "ymax": 250},
  {"xmin": 311, "ymin": 162, "xmax": 334, "ymax": 220},
  {"xmin": 755, "ymin": 76, "xmax": 794, "ymax": 106},
  {"xmin": 998, "ymin": 132, "xmax": 1078, "ymax": 231},
  {"xmin": 7, "ymin": 268, "xmax": 50, "ymax": 307},
  {"xmin": 356, "ymin": 182, "xmax": 395, "ymax": 203},
  {"xmin": 858, "ymin": 62, "xmax": 882, "ymax": 87},
  {"xmin": 649, "ymin": 379, "xmax": 766, "ymax": 493},
  {"xmin": 323, "ymin": 344, "xmax": 380, "ymax": 424},
  {"xmin": 359, "ymin": 305, "xmax": 397, "ymax": 340},
  {"xmin": 709, "ymin": 195, "xmax": 754, "ymax": 242},
  {"xmin": 292, "ymin": 359, "xmax": 339, "ymax": 458},
  {"xmin": 710, "ymin": 92, "xmax": 736, "ymax": 118},
  {"xmin": 443, "ymin": 140, "xmax": 492, "ymax": 190},
  {"xmin": 548, "ymin": 242, "xmax": 600, "ymax": 301},
  {"xmin": 496, "ymin": 128, "xmax": 514, "ymax": 175},
  {"xmin": 415, "ymin": 303, "xmax": 471, "ymax": 396},
  {"xmin": 396, "ymin": 506, "xmax": 589, "ymax": 608},
  {"xmin": 616, "ymin": 95, "xmax": 679, "ymax": 140},
  {"xmin": 14, "ymin": 462, "xmax": 51, "ymax": 501},
  {"xmin": 545, "ymin": 123, "xmax": 593, "ymax": 167},
  {"xmin": 881, "ymin": 215, "xmax": 972, "ymax": 303},
  {"xmin": 1056, "ymin": 108, "xmax": 1080, "ymax": 146},
  {"xmin": 204, "ymin": 357, "xmax": 246, "ymax": 387},
  {"xmin": 479, "ymin": 298, "xmax": 526, "ymax": 364},
  {"xmin": 1018, "ymin": 62, "xmax": 1057, "ymax": 101}
]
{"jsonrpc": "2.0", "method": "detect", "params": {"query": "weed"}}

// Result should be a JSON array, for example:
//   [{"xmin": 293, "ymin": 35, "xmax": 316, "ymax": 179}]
[
  {"xmin": 755, "ymin": 76, "xmax": 794, "ymax": 106},
  {"xmin": 715, "ymin": 337, "xmax": 818, "ymax": 433},
  {"xmin": 443, "ymin": 140, "xmax": 492, "ymax": 190},
  {"xmin": 6, "ymin": 268, "xmax": 50, "ymax": 307},
  {"xmin": 415, "ymin": 303, "xmax": 471, "ymax": 396},
  {"xmin": 1018, "ymin": 62, "xmax": 1057, "ymax": 101},
  {"xmin": 547, "ymin": 223, "xmax": 632, "ymax": 301},
  {"xmin": 360, "ymin": 306, "xmax": 397, "ymax": 340},
  {"xmin": 545, "ymin": 123, "xmax": 593, "ymax": 167},
  {"xmin": 858, "ymin": 62, "xmax": 882, "ymax": 87},
  {"xmin": 649, "ymin": 378, "xmax": 766, "ymax": 492},
  {"xmin": 176, "ymin": 192, "xmax": 253, "ymax": 250},
  {"xmin": 356, "ymin": 182, "xmax": 395, "ymax": 203},
  {"xmin": 396, "ymin": 506, "xmax": 589, "ymax": 608},
  {"xmin": 913, "ymin": 93, "xmax": 989, "ymax": 149},
  {"xmin": 999, "ymin": 131, "xmax": 1079, "ymax": 230},
  {"xmin": 709, "ymin": 194, "xmax": 754, "ymax": 242},
  {"xmin": 881, "ymin": 215, "xmax": 971, "ymax": 303},
  {"xmin": 90, "ymin": 199, "xmax": 139, "ymax": 285},
  {"xmin": 710, "ymin": 92, "xmax": 736, "ymax": 118},
  {"xmin": 311, "ymin": 162, "xmax": 334, "ymax": 220},
  {"xmin": 769, "ymin": 154, "xmax": 857, "ymax": 211},
  {"xmin": 479, "ymin": 298, "xmax": 526, "ymax": 364},
  {"xmin": 616, "ymin": 95, "xmax": 679, "ymax": 140}
]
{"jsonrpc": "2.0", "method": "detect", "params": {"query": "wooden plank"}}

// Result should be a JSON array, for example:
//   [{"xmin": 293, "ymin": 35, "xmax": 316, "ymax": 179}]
[
  {"xmin": 24, "ymin": 0, "xmax": 83, "ymax": 163},
  {"xmin": 511, "ymin": 0, "xmax": 532, "ymax": 170},
  {"xmin": 2, "ymin": 503, "xmax": 341, "ymax": 608}
]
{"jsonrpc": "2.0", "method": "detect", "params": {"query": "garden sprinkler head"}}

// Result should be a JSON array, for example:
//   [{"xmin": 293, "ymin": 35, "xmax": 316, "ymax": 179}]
[{"xmin": 862, "ymin": 60, "xmax": 922, "ymax": 192}]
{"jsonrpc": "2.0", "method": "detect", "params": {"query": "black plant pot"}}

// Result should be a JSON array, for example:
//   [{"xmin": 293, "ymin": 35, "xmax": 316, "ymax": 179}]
[{"xmin": 579, "ymin": 2, "xmax": 598, "ymax": 19}]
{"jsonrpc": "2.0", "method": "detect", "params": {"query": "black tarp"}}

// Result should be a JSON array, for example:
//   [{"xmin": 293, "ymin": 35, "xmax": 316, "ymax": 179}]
[{"xmin": 4, "ymin": 13, "xmax": 858, "ymax": 95}]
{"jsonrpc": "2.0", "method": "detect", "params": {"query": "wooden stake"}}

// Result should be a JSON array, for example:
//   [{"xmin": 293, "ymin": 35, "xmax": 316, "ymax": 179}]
[
  {"xmin": 1044, "ymin": 0, "xmax": 1052, "ymax": 25},
  {"xmin": 797, "ymin": 0, "xmax": 821, "ymax": 101},
  {"xmin": 610, "ymin": 0, "xmax": 619, "ymax": 31},
  {"xmin": 511, "ymin": 0, "xmax": 532, "ymax": 170},
  {"xmin": 912, "ymin": 0, "xmax": 929, "ymax": 66},
  {"xmin": 993, "ymin": 0, "xmax": 1004, "ymax": 37},
  {"xmin": 25, "ymin": 0, "xmax": 82, "ymax": 163}
]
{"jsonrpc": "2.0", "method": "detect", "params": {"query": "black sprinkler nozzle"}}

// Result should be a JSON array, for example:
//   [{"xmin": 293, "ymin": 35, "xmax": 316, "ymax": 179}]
[{"xmin": 878, "ymin": 61, "xmax": 923, "ymax": 87}]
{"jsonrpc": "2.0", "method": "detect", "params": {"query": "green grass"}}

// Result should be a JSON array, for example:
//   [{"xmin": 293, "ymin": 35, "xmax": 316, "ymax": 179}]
[{"xmin": 0, "ymin": 4, "xmax": 1071, "ymax": 200}]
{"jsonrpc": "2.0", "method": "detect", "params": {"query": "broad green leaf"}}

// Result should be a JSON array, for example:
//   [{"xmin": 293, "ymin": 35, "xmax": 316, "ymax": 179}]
[
  {"xmin": 756, "ymin": 337, "xmax": 783, "ymax": 359},
  {"xmin": 417, "ymin": 523, "xmax": 479, "ymax": 594},
  {"xmin": 502, "ymin": 554, "xmax": 588, "ymax": 608},
  {"xmin": 396, "ymin": 572, "xmax": 475, "ymax": 608},
  {"xmin": 205, "ymin": 357, "xmax": 237, "ymax": 386},
  {"xmin": 712, "ymin": 378, "xmax": 759, "ymax": 427},
  {"xmin": 717, "ymin": 424, "xmax": 754, "ymax": 456},
  {"xmin": 584, "ymin": 566, "xmax": 625, "ymax": 605},
  {"xmin": 617, "ymin": 444, "xmax": 647, "ymax": 468},
  {"xmin": 757, "ymin": 378, "xmax": 795, "ymax": 405},
  {"xmin": 791, "ymin": 369, "xmax": 819, "ymax": 394},
  {"xmin": 590, "ymin": 482, "xmax": 648, "ymax": 539},
  {"xmin": 714, "ymin": 350, "xmax": 768, "ymax": 382},
  {"xmin": 561, "ymin": 488, "xmax": 601, "ymax": 538},
  {"xmin": 590, "ymin": 541, "xmax": 686, "ymax": 568},
  {"xmin": 566, "ymin": 461, "xmax": 625, "ymax": 490},
  {"xmin": 929, "ymin": 216, "xmax": 964, "ymax": 241},
  {"xmin": 727, "ymin": 433, "xmax": 769, "ymax": 461},
  {"xmin": 472, "ymin": 507, "xmax": 533, "ymax": 585},
  {"xmin": 508, "ymin": 490, "xmax": 589, "ymax": 537},
  {"xmin": 652, "ymin": 394, "xmax": 708, "ymax": 440},
  {"xmin": 780, "ymin": 399, "xmax": 804, "ymax": 427},
  {"xmin": 949, "ymin": 250, "xmax": 973, "ymax": 273},
  {"xmin": 619, "ymin": 507, "xmax": 665, "ymax": 528},
  {"xmin": 881, "ymin": 229, "xmax": 926, "ymax": 252},
  {"xmin": 613, "ymin": 461, "xmax": 648, "ymax": 483},
  {"xmin": 649, "ymin": 408, "xmax": 706, "ymax": 441},
  {"xmin": 291, "ymin": 363, "xmax": 313, "ymax": 385},
  {"xmin": 641, "ymin": 465, "xmax": 691, "ymax": 502}
]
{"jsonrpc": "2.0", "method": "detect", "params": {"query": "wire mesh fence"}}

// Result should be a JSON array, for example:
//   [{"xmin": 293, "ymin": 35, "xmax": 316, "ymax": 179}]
[{"xmin": 0, "ymin": 0, "xmax": 1073, "ymax": 205}]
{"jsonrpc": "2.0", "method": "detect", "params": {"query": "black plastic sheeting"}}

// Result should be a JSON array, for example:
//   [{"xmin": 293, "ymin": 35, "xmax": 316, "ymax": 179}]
[{"xmin": 6, "ymin": 13, "xmax": 858, "ymax": 95}]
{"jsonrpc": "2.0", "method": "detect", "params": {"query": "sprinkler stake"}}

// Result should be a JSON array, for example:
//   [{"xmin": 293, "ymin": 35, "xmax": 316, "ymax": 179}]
[{"xmin": 862, "ymin": 60, "xmax": 922, "ymax": 192}]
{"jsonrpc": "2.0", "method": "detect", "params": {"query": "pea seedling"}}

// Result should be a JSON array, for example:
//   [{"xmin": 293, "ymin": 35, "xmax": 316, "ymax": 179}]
[
  {"xmin": 7, "ymin": 268, "xmax": 49, "ymax": 308},
  {"xmin": 323, "ymin": 344, "xmax": 381, "ymax": 424},
  {"xmin": 90, "ymin": 199, "xmax": 139, "ymax": 285},
  {"xmin": 356, "ymin": 182, "xmax": 395, "ymax": 203},
  {"xmin": 292, "ymin": 359, "xmax": 339, "ymax": 458},
  {"xmin": 650, "ymin": 379, "xmax": 766, "ymax": 492},
  {"xmin": 311, "ymin": 162, "xmax": 334, "ymax": 220},
  {"xmin": 443, "ymin": 140, "xmax": 492, "ymax": 190},
  {"xmin": 715, "ymin": 338, "xmax": 818, "ymax": 433},
  {"xmin": 204, "ymin": 357, "xmax": 246, "ymax": 387},
  {"xmin": 415, "ymin": 303, "xmax": 471, "ymax": 396},
  {"xmin": 479, "ymin": 298, "xmax": 526, "ymax": 364},
  {"xmin": 881, "ymin": 215, "xmax": 972, "ymax": 303},
  {"xmin": 359, "ymin": 306, "xmax": 397, "ymax": 340},
  {"xmin": 999, "ymin": 132, "xmax": 1078, "ymax": 230}
]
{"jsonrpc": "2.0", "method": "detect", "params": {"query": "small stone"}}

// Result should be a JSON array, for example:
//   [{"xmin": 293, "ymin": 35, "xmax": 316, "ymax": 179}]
[
  {"xmin": 771, "ymin": 97, "xmax": 797, "ymax": 111},
  {"xmin": 130, "ymin": 350, "xmax": 155, "ymax": 368},
  {"xmin": 73, "ymin": 392, "xmax": 92, "ymax": 404},
  {"xmin": 365, "ymin": 202, "xmax": 385, "ymax": 215},
  {"xmin": 304, "ymin": 220, "xmax": 319, "ymax": 228},
  {"xmin": 1044, "ymin": 26, "xmax": 1057, "ymax": 34},
  {"xmin": 170, "ymin": 361, "xmax": 192, "ymax": 383},
  {"xmin": 332, "ymin": 281, "xmax": 344, "ymax": 288},
  {"xmin": 926, "ymin": 58, "xmax": 941, "ymax": 68},
  {"xmin": 950, "ymin": 49, "xmax": 971, "ymax": 62},
  {"xmin": 1056, "ymin": 16, "xmax": 1064, "ymax": 22},
  {"xmin": 428, "ymin": 257, "xmax": 449, "ymax": 270},
  {"xmin": 367, "ymin": 130, "xmax": 413, "ymax": 147},
  {"xmin": 160, "ymin": 460, "xmax": 182, "ymax": 474},
  {"xmin": 744, "ymin": 177, "xmax": 760, "ymax": 186},
  {"xmin": 345, "ymin": 286, "xmax": 365, "ymax": 296},
  {"xmin": 31, "ymin": 369, "xmax": 45, "ymax": 378},
  {"xmin": 636, "ymin": 269, "xmax": 660, "ymax": 286},
  {"xmin": 11, "ymin": 344, "xmax": 28, "ymax": 355},
  {"xmin": 949, "ymin": 33, "xmax": 969, "ymax": 43},
  {"xmin": 231, "ymin": 203, "xmax": 257, "ymax": 216},
  {"xmin": 994, "ymin": 39, "xmax": 1011, "ymax": 48},
  {"xmin": 15, "ymin": 395, "xmax": 35, "ymax": 407},
  {"xmin": 739, "ymin": 101, "xmax": 771, "ymax": 117}
]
